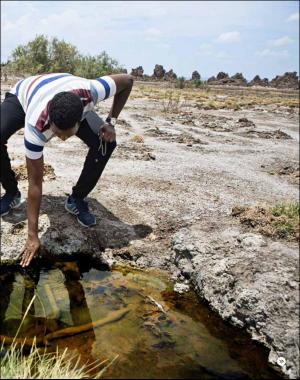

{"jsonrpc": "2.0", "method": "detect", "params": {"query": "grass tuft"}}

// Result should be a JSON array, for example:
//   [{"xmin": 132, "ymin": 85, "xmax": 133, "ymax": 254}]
[
  {"xmin": 232, "ymin": 202, "xmax": 299, "ymax": 241},
  {"xmin": 1, "ymin": 340, "xmax": 117, "ymax": 379}
]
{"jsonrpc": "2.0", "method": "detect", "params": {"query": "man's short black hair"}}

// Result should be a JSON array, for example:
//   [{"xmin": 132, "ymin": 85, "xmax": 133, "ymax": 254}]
[{"xmin": 48, "ymin": 92, "xmax": 83, "ymax": 130}]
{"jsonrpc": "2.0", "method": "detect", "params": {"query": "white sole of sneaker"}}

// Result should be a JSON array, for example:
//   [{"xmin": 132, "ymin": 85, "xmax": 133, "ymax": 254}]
[
  {"xmin": 64, "ymin": 202, "xmax": 96, "ymax": 228},
  {"xmin": 76, "ymin": 217, "xmax": 96, "ymax": 228}
]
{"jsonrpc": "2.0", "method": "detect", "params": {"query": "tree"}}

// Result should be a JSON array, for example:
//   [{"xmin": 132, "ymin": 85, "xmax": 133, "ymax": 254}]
[
  {"xmin": 49, "ymin": 38, "xmax": 79, "ymax": 73},
  {"xmin": 75, "ymin": 51, "xmax": 124, "ymax": 78},
  {"xmin": 11, "ymin": 35, "xmax": 49, "ymax": 74},
  {"xmin": 7, "ymin": 35, "xmax": 124, "ymax": 77}
]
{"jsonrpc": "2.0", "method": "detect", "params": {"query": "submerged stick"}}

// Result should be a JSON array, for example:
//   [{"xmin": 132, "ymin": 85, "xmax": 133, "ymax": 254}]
[
  {"xmin": 147, "ymin": 296, "xmax": 166, "ymax": 314},
  {"xmin": 1, "ymin": 307, "xmax": 131, "ymax": 347},
  {"xmin": 44, "ymin": 306, "xmax": 131, "ymax": 344}
]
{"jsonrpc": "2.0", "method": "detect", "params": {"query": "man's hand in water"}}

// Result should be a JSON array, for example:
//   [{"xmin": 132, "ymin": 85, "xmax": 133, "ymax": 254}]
[{"xmin": 20, "ymin": 235, "xmax": 40, "ymax": 267}]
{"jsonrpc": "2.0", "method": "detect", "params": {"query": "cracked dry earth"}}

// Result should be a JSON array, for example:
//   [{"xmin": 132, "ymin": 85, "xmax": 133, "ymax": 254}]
[{"xmin": 1, "ymin": 81, "xmax": 299, "ymax": 378}]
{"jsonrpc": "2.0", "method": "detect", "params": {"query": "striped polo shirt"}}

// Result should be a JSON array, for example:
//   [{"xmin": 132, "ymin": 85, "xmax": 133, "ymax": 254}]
[{"xmin": 9, "ymin": 73, "xmax": 116, "ymax": 159}]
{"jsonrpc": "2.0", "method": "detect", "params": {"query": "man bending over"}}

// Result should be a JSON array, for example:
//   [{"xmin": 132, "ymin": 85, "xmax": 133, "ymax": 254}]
[{"xmin": 0, "ymin": 72, "xmax": 133, "ymax": 267}]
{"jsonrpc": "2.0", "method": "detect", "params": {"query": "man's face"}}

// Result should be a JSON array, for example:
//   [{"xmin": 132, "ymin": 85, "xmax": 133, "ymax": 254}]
[{"xmin": 50, "ymin": 122, "xmax": 79, "ymax": 141}]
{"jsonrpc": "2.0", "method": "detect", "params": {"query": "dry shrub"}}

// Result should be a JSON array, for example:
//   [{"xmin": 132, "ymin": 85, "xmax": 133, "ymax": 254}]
[
  {"xmin": 13, "ymin": 164, "xmax": 56, "ymax": 181},
  {"xmin": 130, "ymin": 135, "xmax": 144, "ymax": 143},
  {"xmin": 161, "ymin": 90, "xmax": 181, "ymax": 113},
  {"xmin": 232, "ymin": 202, "xmax": 299, "ymax": 241}
]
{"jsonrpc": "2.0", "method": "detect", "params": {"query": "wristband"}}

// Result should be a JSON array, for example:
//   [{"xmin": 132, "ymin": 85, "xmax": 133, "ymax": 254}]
[{"xmin": 106, "ymin": 117, "xmax": 117, "ymax": 127}]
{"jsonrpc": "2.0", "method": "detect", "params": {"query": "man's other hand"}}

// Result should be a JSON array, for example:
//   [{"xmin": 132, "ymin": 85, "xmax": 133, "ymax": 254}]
[
  {"xmin": 20, "ymin": 235, "xmax": 40, "ymax": 267},
  {"xmin": 100, "ymin": 123, "xmax": 116, "ymax": 143}
]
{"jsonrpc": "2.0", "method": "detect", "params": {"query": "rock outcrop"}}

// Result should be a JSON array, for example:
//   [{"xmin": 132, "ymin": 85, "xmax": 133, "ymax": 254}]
[
  {"xmin": 217, "ymin": 71, "xmax": 229, "ymax": 81},
  {"xmin": 128, "ymin": 67, "xmax": 298, "ymax": 89},
  {"xmin": 191, "ymin": 71, "xmax": 200, "ymax": 81},
  {"xmin": 131, "ymin": 66, "xmax": 144, "ymax": 78},
  {"xmin": 230, "ymin": 73, "xmax": 247, "ymax": 86},
  {"xmin": 270, "ymin": 72, "xmax": 299, "ymax": 89},
  {"xmin": 207, "ymin": 75, "xmax": 216, "ymax": 83},
  {"xmin": 171, "ymin": 225, "xmax": 299, "ymax": 379},
  {"xmin": 164, "ymin": 69, "xmax": 177, "ymax": 81},
  {"xmin": 152, "ymin": 64, "xmax": 166, "ymax": 79},
  {"xmin": 249, "ymin": 75, "xmax": 269, "ymax": 87},
  {"xmin": 207, "ymin": 72, "xmax": 248, "ymax": 86}
]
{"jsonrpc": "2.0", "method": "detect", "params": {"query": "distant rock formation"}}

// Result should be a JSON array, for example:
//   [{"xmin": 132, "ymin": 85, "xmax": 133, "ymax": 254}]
[
  {"xmin": 216, "ymin": 72, "xmax": 229, "ymax": 81},
  {"xmin": 131, "ymin": 66, "xmax": 144, "ymax": 78},
  {"xmin": 152, "ymin": 64, "xmax": 166, "ymax": 79},
  {"xmin": 207, "ymin": 75, "xmax": 216, "ymax": 83},
  {"xmin": 207, "ymin": 72, "xmax": 247, "ymax": 86},
  {"xmin": 269, "ymin": 72, "xmax": 299, "ymax": 89},
  {"xmin": 165, "ymin": 69, "xmax": 177, "ymax": 81},
  {"xmin": 129, "ymin": 66, "xmax": 298, "ymax": 89},
  {"xmin": 191, "ymin": 71, "xmax": 200, "ymax": 80},
  {"xmin": 230, "ymin": 73, "xmax": 247, "ymax": 86},
  {"xmin": 249, "ymin": 75, "xmax": 269, "ymax": 87}
]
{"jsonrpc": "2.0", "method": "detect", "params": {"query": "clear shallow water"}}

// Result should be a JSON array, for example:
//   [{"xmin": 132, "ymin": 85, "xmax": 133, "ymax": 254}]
[{"xmin": 0, "ymin": 257, "xmax": 281, "ymax": 379}]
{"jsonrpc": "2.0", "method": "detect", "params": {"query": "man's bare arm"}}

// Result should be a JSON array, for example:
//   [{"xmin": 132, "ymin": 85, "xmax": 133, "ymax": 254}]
[
  {"xmin": 101, "ymin": 74, "xmax": 134, "ymax": 142},
  {"xmin": 20, "ymin": 156, "xmax": 43, "ymax": 267},
  {"xmin": 109, "ymin": 74, "xmax": 134, "ymax": 118}
]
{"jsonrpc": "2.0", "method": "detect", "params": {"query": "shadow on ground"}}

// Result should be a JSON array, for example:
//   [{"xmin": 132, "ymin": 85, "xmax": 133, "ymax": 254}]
[{"xmin": 2, "ymin": 194, "xmax": 153, "ymax": 261}]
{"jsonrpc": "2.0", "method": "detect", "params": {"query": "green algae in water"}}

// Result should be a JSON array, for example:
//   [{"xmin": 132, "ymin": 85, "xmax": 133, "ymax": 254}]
[{"xmin": 0, "ymin": 259, "xmax": 282, "ymax": 379}]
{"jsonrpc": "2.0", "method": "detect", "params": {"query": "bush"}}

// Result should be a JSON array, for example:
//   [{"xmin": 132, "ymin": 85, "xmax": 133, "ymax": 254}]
[
  {"xmin": 4, "ymin": 35, "xmax": 124, "ymax": 77},
  {"xmin": 175, "ymin": 77, "xmax": 186, "ymax": 89},
  {"xmin": 162, "ymin": 90, "xmax": 181, "ymax": 113},
  {"xmin": 193, "ymin": 79, "xmax": 207, "ymax": 88}
]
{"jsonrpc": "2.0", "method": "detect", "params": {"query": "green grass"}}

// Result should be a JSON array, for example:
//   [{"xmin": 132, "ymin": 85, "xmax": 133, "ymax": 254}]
[
  {"xmin": 271, "ymin": 202, "xmax": 299, "ymax": 238},
  {"xmin": 271, "ymin": 202, "xmax": 299, "ymax": 219},
  {"xmin": 232, "ymin": 201, "xmax": 299, "ymax": 241}
]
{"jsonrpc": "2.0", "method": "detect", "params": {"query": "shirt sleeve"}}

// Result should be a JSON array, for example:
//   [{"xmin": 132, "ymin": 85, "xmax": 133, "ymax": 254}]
[
  {"xmin": 90, "ymin": 76, "xmax": 117, "ymax": 105},
  {"xmin": 24, "ymin": 121, "xmax": 45, "ymax": 159}
]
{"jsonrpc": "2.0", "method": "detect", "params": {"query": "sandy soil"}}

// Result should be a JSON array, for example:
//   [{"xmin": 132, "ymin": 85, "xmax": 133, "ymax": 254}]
[{"xmin": 1, "ymin": 80, "xmax": 299, "ymax": 378}]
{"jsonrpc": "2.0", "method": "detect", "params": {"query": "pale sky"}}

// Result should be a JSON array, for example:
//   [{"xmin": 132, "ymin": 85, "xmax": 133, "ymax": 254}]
[{"xmin": 1, "ymin": 0, "xmax": 299, "ymax": 80}]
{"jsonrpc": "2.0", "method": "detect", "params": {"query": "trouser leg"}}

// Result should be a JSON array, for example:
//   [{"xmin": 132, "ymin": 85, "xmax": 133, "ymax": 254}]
[
  {"xmin": 0, "ymin": 93, "xmax": 25, "ymax": 195},
  {"xmin": 71, "ymin": 116, "xmax": 116, "ymax": 199}
]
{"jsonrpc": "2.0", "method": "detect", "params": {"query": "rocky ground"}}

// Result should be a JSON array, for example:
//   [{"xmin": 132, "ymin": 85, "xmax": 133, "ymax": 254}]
[{"xmin": 1, "ymin": 80, "xmax": 299, "ymax": 378}]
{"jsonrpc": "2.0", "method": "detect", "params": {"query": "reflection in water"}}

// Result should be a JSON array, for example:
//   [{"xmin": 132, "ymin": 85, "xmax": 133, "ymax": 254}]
[
  {"xmin": 0, "ymin": 261, "xmax": 96, "ymax": 358},
  {"xmin": 0, "ymin": 260, "xmax": 282, "ymax": 380}
]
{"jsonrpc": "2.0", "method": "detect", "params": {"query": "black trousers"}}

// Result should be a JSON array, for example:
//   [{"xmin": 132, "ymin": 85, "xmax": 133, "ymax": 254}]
[{"xmin": 0, "ymin": 93, "xmax": 116, "ymax": 198}]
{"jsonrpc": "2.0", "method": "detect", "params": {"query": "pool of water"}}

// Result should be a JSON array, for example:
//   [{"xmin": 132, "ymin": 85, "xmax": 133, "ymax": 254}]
[{"xmin": 0, "ymin": 257, "xmax": 282, "ymax": 379}]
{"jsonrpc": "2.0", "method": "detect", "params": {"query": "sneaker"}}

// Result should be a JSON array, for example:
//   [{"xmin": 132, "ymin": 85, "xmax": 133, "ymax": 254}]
[
  {"xmin": 0, "ymin": 191, "xmax": 22, "ymax": 216},
  {"xmin": 65, "ymin": 195, "xmax": 96, "ymax": 227}
]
